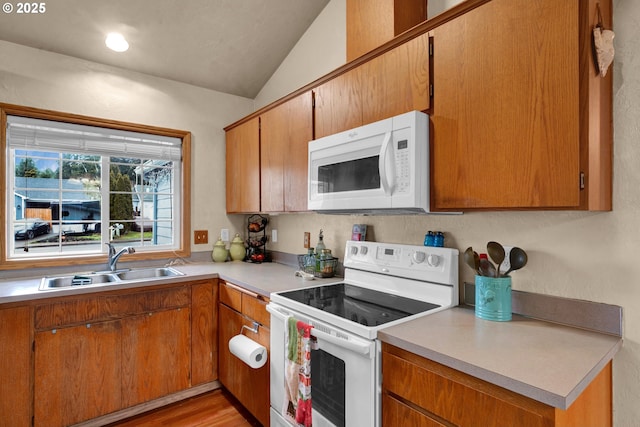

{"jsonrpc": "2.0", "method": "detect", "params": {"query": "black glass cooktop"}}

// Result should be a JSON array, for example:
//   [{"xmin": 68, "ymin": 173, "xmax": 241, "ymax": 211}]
[{"xmin": 278, "ymin": 283, "xmax": 440, "ymax": 327}]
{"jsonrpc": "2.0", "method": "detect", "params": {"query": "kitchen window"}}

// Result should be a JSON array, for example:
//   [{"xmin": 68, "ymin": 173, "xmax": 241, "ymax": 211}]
[{"xmin": 1, "ymin": 105, "xmax": 191, "ymax": 268}]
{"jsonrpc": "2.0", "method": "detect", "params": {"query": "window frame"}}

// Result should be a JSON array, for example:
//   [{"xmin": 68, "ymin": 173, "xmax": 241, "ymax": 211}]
[{"xmin": 1, "ymin": 103, "xmax": 192, "ymax": 270}]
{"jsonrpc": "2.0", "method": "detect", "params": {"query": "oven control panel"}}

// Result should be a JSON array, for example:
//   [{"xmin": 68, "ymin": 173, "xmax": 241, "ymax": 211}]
[{"xmin": 344, "ymin": 241, "xmax": 459, "ymax": 285}]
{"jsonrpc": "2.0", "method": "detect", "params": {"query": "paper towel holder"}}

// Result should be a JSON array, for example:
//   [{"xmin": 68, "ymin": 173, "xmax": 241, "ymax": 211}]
[{"xmin": 241, "ymin": 321, "xmax": 259, "ymax": 335}]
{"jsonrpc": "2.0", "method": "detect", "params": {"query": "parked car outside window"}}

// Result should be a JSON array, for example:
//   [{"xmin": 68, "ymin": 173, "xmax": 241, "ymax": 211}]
[{"xmin": 14, "ymin": 219, "xmax": 50, "ymax": 240}]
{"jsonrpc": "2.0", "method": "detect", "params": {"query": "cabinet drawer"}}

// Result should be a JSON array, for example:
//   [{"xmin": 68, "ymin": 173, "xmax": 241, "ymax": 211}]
[
  {"xmin": 219, "ymin": 281, "xmax": 243, "ymax": 312},
  {"xmin": 382, "ymin": 345, "xmax": 553, "ymax": 427},
  {"xmin": 35, "ymin": 285, "xmax": 190, "ymax": 330},
  {"xmin": 220, "ymin": 281, "xmax": 270, "ymax": 328},
  {"xmin": 382, "ymin": 393, "xmax": 445, "ymax": 427},
  {"xmin": 242, "ymin": 293, "xmax": 270, "ymax": 328}
]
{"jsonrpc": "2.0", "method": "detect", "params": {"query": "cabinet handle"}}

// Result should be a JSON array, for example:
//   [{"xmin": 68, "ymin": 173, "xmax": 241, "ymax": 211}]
[{"xmin": 224, "ymin": 281, "xmax": 260, "ymax": 299}]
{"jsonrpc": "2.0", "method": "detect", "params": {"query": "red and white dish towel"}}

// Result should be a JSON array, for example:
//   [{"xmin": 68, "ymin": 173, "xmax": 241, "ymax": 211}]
[{"xmin": 283, "ymin": 316, "xmax": 314, "ymax": 427}]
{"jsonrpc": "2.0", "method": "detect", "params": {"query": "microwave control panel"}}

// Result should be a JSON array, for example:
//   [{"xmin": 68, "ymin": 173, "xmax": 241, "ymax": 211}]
[{"xmin": 395, "ymin": 139, "xmax": 410, "ymax": 193}]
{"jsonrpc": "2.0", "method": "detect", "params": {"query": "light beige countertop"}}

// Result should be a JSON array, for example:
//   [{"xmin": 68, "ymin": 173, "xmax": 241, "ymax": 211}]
[
  {"xmin": 0, "ymin": 260, "xmax": 336, "ymax": 304},
  {"xmin": 378, "ymin": 306, "xmax": 622, "ymax": 410}
]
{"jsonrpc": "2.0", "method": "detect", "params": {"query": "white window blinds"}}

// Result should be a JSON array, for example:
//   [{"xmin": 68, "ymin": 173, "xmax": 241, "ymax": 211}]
[{"xmin": 7, "ymin": 115, "xmax": 182, "ymax": 161}]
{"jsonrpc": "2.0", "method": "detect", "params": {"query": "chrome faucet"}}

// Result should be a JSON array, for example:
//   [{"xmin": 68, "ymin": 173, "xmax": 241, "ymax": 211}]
[{"xmin": 106, "ymin": 243, "xmax": 135, "ymax": 272}]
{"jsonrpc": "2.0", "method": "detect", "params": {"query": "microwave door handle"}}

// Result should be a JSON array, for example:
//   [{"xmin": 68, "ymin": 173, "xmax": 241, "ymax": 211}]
[{"xmin": 378, "ymin": 132, "xmax": 395, "ymax": 195}]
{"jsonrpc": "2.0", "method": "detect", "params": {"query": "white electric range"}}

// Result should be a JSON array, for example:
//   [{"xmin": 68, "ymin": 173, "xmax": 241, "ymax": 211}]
[{"xmin": 267, "ymin": 241, "xmax": 459, "ymax": 427}]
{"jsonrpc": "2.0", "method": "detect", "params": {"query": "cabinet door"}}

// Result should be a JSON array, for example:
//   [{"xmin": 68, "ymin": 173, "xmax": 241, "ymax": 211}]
[
  {"xmin": 315, "ymin": 33, "xmax": 431, "ymax": 139},
  {"xmin": 0, "ymin": 306, "xmax": 32, "ymax": 427},
  {"xmin": 34, "ymin": 321, "xmax": 122, "ymax": 427},
  {"xmin": 260, "ymin": 103, "xmax": 287, "ymax": 212},
  {"xmin": 218, "ymin": 303, "xmax": 270, "ymax": 426},
  {"xmin": 314, "ymin": 68, "xmax": 363, "ymax": 139},
  {"xmin": 431, "ymin": 0, "xmax": 580, "ymax": 210},
  {"xmin": 362, "ymin": 32, "xmax": 431, "ymax": 124},
  {"xmin": 261, "ymin": 93, "xmax": 313, "ymax": 212},
  {"xmin": 347, "ymin": 0, "xmax": 427, "ymax": 61},
  {"xmin": 122, "ymin": 307, "xmax": 191, "ymax": 407},
  {"xmin": 191, "ymin": 280, "xmax": 218, "ymax": 385},
  {"xmin": 226, "ymin": 117, "xmax": 260, "ymax": 213},
  {"xmin": 284, "ymin": 93, "xmax": 313, "ymax": 212}
]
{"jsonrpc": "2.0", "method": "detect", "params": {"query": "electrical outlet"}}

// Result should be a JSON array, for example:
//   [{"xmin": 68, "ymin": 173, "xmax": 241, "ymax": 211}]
[
  {"xmin": 272, "ymin": 229, "xmax": 278, "ymax": 243},
  {"xmin": 194, "ymin": 230, "xmax": 208, "ymax": 245},
  {"xmin": 304, "ymin": 232, "xmax": 311, "ymax": 249},
  {"xmin": 501, "ymin": 246, "xmax": 513, "ymax": 274},
  {"xmin": 221, "ymin": 228, "xmax": 229, "ymax": 242}
]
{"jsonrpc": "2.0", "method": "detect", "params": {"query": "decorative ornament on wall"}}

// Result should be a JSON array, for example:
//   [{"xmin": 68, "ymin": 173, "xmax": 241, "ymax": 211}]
[{"xmin": 593, "ymin": 3, "xmax": 615, "ymax": 77}]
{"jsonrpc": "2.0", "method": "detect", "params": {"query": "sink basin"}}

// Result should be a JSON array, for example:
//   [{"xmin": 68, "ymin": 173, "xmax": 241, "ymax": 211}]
[
  {"xmin": 39, "ymin": 267, "xmax": 185, "ymax": 290},
  {"xmin": 114, "ymin": 267, "xmax": 184, "ymax": 281},
  {"xmin": 41, "ymin": 273, "xmax": 118, "ymax": 289}
]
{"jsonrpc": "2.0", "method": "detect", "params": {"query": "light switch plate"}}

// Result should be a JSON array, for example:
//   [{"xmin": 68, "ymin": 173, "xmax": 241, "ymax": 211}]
[
  {"xmin": 221, "ymin": 228, "xmax": 230, "ymax": 242},
  {"xmin": 272, "ymin": 229, "xmax": 278, "ymax": 243}
]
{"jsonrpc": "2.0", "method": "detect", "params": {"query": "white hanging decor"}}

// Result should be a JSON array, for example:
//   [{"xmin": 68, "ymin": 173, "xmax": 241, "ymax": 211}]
[{"xmin": 593, "ymin": 4, "xmax": 615, "ymax": 78}]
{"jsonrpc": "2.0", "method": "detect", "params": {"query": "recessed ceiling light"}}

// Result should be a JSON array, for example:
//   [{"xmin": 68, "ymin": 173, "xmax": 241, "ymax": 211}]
[{"xmin": 105, "ymin": 32, "xmax": 129, "ymax": 52}]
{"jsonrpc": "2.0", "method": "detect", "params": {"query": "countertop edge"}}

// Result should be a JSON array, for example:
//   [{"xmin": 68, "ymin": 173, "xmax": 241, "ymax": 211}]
[
  {"xmin": 0, "ymin": 269, "xmax": 220, "ymax": 305},
  {"xmin": 378, "ymin": 320, "xmax": 623, "ymax": 410}
]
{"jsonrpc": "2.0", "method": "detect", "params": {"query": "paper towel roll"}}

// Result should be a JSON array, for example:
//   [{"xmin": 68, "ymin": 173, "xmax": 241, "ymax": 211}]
[{"xmin": 229, "ymin": 334, "xmax": 267, "ymax": 369}]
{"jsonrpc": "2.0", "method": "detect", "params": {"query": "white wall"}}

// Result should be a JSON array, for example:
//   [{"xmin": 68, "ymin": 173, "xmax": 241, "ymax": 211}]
[
  {"xmin": 253, "ymin": 0, "xmax": 346, "ymax": 109},
  {"xmin": 428, "ymin": 0, "xmax": 466, "ymax": 17},
  {"xmin": 0, "ymin": 40, "xmax": 252, "ymax": 253},
  {"xmin": 256, "ymin": 1, "xmax": 640, "ymax": 425}
]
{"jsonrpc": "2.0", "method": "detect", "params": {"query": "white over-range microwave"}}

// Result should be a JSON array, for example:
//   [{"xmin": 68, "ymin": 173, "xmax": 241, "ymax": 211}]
[{"xmin": 308, "ymin": 110, "xmax": 430, "ymax": 214}]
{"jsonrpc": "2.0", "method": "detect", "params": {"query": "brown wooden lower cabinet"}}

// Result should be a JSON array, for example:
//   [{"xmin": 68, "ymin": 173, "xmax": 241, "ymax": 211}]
[
  {"xmin": 191, "ymin": 281, "xmax": 218, "ymax": 385},
  {"xmin": 121, "ymin": 308, "xmax": 191, "ymax": 407},
  {"xmin": 381, "ymin": 343, "xmax": 612, "ymax": 427},
  {"xmin": 5, "ymin": 278, "xmax": 219, "ymax": 427},
  {"xmin": 0, "ymin": 306, "xmax": 33, "ymax": 427},
  {"xmin": 218, "ymin": 281, "xmax": 270, "ymax": 426},
  {"xmin": 34, "ymin": 320, "xmax": 123, "ymax": 427}
]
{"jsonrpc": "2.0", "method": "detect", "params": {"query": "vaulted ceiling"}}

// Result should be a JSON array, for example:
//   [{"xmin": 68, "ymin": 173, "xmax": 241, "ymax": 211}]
[{"xmin": 0, "ymin": 0, "xmax": 331, "ymax": 98}]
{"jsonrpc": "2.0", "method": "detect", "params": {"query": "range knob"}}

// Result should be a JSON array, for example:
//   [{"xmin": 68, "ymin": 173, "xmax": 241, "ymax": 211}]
[
  {"xmin": 412, "ymin": 251, "xmax": 426, "ymax": 263},
  {"xmin": 350, "ymin": 246, "xmax": 358, "ymax": 255},
  {"xmin": 360, "ymin": 246, "xmax": 368, "ymax": 255},
  {"xmin": 427, "ymin": 254, "xmax": 440, "ymax": 267}
]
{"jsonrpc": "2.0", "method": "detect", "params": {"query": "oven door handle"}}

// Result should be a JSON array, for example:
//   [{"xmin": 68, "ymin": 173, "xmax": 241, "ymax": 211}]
[
  {"xmin": 267, "ymin": 304, "xmax": 373, "ymax": 357},
  {"xmin": 311, "ymin": 328, "xmax": 372, "ymax": 356}
]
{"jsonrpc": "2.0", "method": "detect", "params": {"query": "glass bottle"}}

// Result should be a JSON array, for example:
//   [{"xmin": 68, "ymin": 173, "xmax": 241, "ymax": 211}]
[{"xmin": 315, "ymin": 229, "xmax": 326, "ymax": 254}]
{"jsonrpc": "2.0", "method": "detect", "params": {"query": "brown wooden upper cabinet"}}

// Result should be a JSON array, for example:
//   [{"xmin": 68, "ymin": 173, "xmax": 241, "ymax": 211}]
[
  {"xmin": 347, "ymin": 0, "xmax": 428, "ymax": 61},
  {"xmin": 225, "ymin": 0, "xmax": 611, "ymax": 213},
  {"xmin": 430, "ymin": 0, "xmax": 612, "ymax": 210},
  {"xmin": 314, "ymin": 31, "xmax": 432, "ymax": 139},
  {"xmin": 261, "ymin": 92, "xmax": 313, "ymax": 212},
  {"xmin": 225, "ymin": 92, "xmax": 313, "ymax": 214},
  {"xmin": 225, "ymin": 117, "xmax": 260, "ymax": 213}
]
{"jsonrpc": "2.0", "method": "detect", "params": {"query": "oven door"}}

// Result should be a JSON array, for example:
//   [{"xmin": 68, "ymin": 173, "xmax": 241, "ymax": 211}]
[{"xmin": 267, "ymin": 303, "xmax": 379, "ymax": 427}]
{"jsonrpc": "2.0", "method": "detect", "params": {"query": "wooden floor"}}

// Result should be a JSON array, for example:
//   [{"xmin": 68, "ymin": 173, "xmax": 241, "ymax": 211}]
[{"xmin": 106, "ymin": 389, "xmax": 263, "ymax": 427}]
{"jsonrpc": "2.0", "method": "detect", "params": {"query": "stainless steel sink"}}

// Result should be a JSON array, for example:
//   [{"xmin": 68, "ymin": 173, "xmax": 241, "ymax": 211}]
[
  {"xmin": 41, "ymin": 273, "xmax": 119, "ymax": 289},
  {"xmin": 114, "ymin": 267, "xmax": 184, "ymax": 281},
  {"xmin": 39, "ymin": 267, "xmax": 185, "ymax": 290}
]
